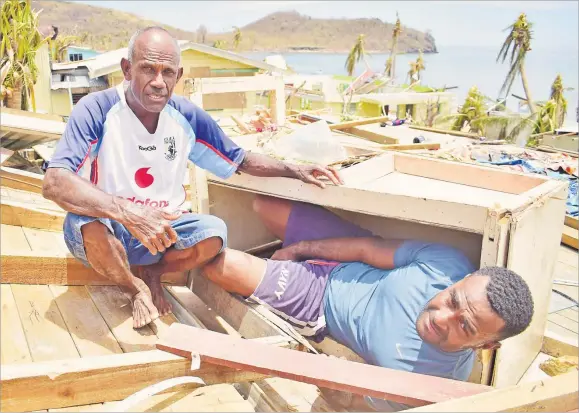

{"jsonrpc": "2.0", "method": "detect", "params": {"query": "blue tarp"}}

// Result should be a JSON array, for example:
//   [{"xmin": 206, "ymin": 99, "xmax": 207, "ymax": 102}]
[{"xmin": 476, "ymin": 154, "xmax": 578, "ymax": 217}]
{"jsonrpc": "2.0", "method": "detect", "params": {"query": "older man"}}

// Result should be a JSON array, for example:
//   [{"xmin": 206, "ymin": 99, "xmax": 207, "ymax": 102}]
[
  {"xmin": 42, "ymin": 26, "xmax": 342, "ymax": 329},
  {"xmin": 202, "ymin": 195, "xmax": 535, "ymax": 411}
]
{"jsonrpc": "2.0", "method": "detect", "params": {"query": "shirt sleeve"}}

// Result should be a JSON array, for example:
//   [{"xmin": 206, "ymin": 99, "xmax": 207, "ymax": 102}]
[
  {"xmin": 47, "ymin": 94, "xmax": 104, "ymax": 174},
  {"xmin": 184, "ymin": 102, "xmax": 246, "ymax": 179},
  {"xmin": 393, "ymin": 241, "xmax": 475, "ymax": 282}
]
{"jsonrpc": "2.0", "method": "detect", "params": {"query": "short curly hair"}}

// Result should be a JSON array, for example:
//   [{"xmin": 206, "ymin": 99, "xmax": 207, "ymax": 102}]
[{"xmin": 472, "ymin": 266, "xmax": 534, "ymax": 340}]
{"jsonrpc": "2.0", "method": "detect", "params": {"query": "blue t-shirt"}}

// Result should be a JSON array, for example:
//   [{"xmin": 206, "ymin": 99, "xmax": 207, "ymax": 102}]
[{"xmin": 323, "ymin": 241, "xmax": 476, "ymax": 411}]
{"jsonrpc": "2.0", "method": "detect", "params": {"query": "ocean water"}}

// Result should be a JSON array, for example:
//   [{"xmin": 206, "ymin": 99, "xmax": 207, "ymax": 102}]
[{"xmin": 245, "ymin": 46, "xmax": 579, "ymax": 128}]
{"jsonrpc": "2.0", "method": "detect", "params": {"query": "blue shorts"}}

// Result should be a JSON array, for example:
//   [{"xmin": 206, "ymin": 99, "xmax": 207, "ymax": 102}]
[{"xmin": 63, "ymin": 212, "xmax": 228, "ymax": 267}]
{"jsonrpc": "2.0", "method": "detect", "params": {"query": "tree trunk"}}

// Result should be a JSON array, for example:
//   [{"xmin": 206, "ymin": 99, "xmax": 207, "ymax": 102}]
[
  {"xmin": 5, "ymin": 81, "xmax": 22, "ymax": 110},
  {"xmin": 519, "ymin": 63, "xmax": 536, "ymax": 114},
  {"xmin": 391, "ymin": 40, "xmax": 398, "ymax": 82}
]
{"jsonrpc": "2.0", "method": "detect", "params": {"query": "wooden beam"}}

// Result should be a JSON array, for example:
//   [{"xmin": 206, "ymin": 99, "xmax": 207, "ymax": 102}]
[
  {"xmin": 1, "ymin": 200, "xmax": 65, "ymax": 232},
  {"xmin": 382, "ymin": 143, "xmax": 441, "ymax": 151},
  {"xmin": 157, "ymin": 323, "xmax": 491, "ymax": 407},
  {"xmin": 1, "ymin": 148, "xmax": 14, "ymax": 165},
  {"xmin": 565, "ymin": 215, "xmax": 578, "ymax": 230},
  {"xmin": 562, "ymin": 225, "xmax": 578, "ymax": 249},
  {"xmin": 342, "ymin": 126, "xmax": 399, "ymax": 144},
  {"xmin": 409, "ymin": 125, "xmax": 480, "ymax": 139},
  {"xmin": 405, "ymin": 372, "xmax": 578, "ymax": 412},
  {"xmin": 393, "ymin": 153, "xmax": 545, "ymax": 195},
  {"xmin": 328, "ymin": 116, "xmax": 390, "ymax": 131},
  {"xmin": 1, "ymin": 251, "xmax": 187, "ymax": 286},
  {"xmin": 0, "ymin": 166, "xmax": 44, "ymax": 193},
  {"xmin": 1, "ymin": 336, "xmax": 292, "ymax": 412}
]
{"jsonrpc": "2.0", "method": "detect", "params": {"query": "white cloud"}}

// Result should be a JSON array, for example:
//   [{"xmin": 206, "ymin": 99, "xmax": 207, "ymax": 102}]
[{"xmin": 431, "ymin": 0, "xmax": 577, "ymax": 10}]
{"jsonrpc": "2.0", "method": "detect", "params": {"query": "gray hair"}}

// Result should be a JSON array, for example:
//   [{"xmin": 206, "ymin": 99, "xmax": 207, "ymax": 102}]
[{"xmin": 127, "ymin": 26, "xmax": 181, "ymax": 64}]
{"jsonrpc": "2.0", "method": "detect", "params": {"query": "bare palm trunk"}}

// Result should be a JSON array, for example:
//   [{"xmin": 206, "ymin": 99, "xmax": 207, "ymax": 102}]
[
  {"xmin": 519, "ymin": 63, "xmax": 535, "ymax": 114},
  {"xmin": 391, "ymin": 40, "xmax": 398, "ymax": 82},
  {"xmin": 6, "ymin": 82, "xmax": 22, "ymax": 110}
]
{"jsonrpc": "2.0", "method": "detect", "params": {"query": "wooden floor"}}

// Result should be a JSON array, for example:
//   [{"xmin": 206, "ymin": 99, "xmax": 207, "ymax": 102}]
[{"xmin": 546, "ymin": 245, "xmax": 579, "ymax": 342}]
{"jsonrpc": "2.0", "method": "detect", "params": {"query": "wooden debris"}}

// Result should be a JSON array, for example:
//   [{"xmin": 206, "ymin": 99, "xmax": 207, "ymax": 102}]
[
  {"xmin": 382, "ymin": 142, "xmax": 441, "ymax": 151},
  {"xmin": 562, "ymin": 225, "xmax": 578, "ymax": 250},
  {"xmin": 409, "ymin": 125, "xmax": 480, "ymax": 139},
  {"xmin": 231, "ymin": 115, "xmax": 252, "ymax": 134},
  {"xmin": 156, "ymin": 323, "xmax": 491, "ymax": 408},
  {"xmin": 565, "ymin": 215, "xmax": 579, "ymax": 230},
  {"xmin": 539, "ymin": 355, "xmax": 579, "ymax": 377},
  {"xmin": 328, "ymin": 116, "xmax": 391, "ymax": 131},
  {"xmin": 406, "ymin": 371, "xmax": 578, "ymax": 412}
]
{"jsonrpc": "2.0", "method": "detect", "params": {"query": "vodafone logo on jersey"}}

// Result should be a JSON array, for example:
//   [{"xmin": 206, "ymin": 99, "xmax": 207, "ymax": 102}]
[{"xmin": 135, "ymin": 167, "xmax": 154, "ymax": 188}]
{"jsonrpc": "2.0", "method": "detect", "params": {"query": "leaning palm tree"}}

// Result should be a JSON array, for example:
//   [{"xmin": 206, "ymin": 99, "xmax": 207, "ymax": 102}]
[
  {"xmin": 407, "ymin": 61, "xmax": 418, "ymax": 85},
  {"xmin": 497, "ymin": 13, "xmax": 536, "ymax": 114},
  {"xmin": 232, "ymin": 26, "xmax": 242, "ymax": 50},
  {"xmin": 384, "ymin": 12, "xmax": 402, "ymax": 80},
  {"xmin": 0, "ymin": 0, "xmax": 48, "ymax": 111},
  {"xmin": 345, "ymin": 34, "xmax": 366, "ymax": 77}
]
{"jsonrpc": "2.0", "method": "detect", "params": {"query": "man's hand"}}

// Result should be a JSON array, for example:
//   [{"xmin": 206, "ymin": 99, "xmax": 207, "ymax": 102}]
[
  {"xmin": 291, "ymin": 164, "xmax": 344, "ymax": 189},
  {"xmin": 270, "ymin": 244, "xmax": 302, "ymax": 261},
  {"xmin": 117, "ymin": 201, "xmax": 181, "ymax": 255}
]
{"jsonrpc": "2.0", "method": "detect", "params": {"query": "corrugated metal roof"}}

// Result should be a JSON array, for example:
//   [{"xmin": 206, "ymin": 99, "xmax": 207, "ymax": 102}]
[{"xmin": 0, "ymin": 112, "xmax": 66, "ymax": 151}]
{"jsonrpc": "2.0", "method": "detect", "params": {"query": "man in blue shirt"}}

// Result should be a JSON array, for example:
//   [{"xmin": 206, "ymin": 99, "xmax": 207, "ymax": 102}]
[{"xmin": 203, "ymin": 195, "xmax": 535, "ymax": 411}]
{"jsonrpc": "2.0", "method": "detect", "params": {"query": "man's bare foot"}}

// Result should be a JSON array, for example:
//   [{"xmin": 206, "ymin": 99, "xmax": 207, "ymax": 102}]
[
  {"xmin": 134, "ymin": 267, "xmax": 173, "ymax": 316},
  {"xmin": 132, "ymin": 290, "xmax": 160, "ymax": 329}
]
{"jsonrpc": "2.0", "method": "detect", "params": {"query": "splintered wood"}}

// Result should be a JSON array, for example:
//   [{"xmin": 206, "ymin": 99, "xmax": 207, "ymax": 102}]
[{"xmin": 157, "ymin": 323, "xmax": 491, "ymax": 407}]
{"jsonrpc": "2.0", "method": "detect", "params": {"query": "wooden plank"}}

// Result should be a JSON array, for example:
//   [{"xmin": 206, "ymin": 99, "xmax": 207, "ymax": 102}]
[
  {"xmin": 85, "ymin": 285, "xmax": 158, "ymax": 352},
  {"xmin": 558, "ymin": 245, "xmax": 578, "ymax": 268},
  {"xmin": 0, "ymin": 200, "xmax": 65, "ymax": 232},
  {"xmin": 565, "ymin": 215, "xmax": 579, "ymax": 230},
  {"xmin": 342, "ymin": 126, "xmax": 399, "ymax": 144},
  {"xmin": 1, "ymin": 224, "xmax": 31, "ymax": 255},
  {"xmin": 562, "ymin": 225, "xmax": 578, "ymax": 249},
  {"xmin": 22, "ymin": 227, "xmax": 69, "ymax": 254},
  {"xmin": 0, "ymin": 285, "xmax": 33, "ymax": 364},
  {"xmin": 104, "ymin": 383, "xmax": 256, "ymax": 412},
  {"xmin": 382, "ymin": 142, "xmax": 440, "ymax": 151},
  {"xmin": 1, "ymin": 147, "xmax": 14, "ymax": 165},
  {"xmin": 393, "ymin": 153, "xmax": 545, "ymax": 195},
  {"xmin": 165, "ymin": 285, "xmax": 241, "ymax": 336},
  {"xmin": 49, "ymin": 403, "xmax": 104, "ymax": 412},
  {"xmin": 0, "ymin": 338, "xmax": 291, "ymax": 412},
  {"xmin": 406, "ymin": 372, "xmax": 578, "ymax": 412},
  {"xmin": 328, "ymin": 116, "xmax": 390, "ymax": 131},
  {"xmin": 408, "ymin": 124, "xmax": 480, "ymax": 139},
  {"xmin": 494, "ymin": 192, "xmax": 568, "ymax": 387},
  {"xmin": 10, "ymin": 284, "xmax": 80, "ymax": 362},
  {"xmin": 0, "ymin": 166, "xmax": 44, "ymax": 193},
  {"xmin": 157, "ymin": 323, "xmax": 491, "ymax": 407},
  {"xmin": 49, "ymin": 286, "xmax": 123, "ymax": 357}
]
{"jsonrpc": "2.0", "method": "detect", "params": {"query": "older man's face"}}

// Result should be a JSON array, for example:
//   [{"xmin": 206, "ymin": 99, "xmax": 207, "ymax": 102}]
[{"xmin": 124, "ymin": 31, "xmax": 182, "ymax": 112}]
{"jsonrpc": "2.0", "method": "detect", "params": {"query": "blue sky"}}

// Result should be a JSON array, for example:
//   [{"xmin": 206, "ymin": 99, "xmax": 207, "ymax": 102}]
[{"xmin": 76, "ymin": 1, "xmax": 578, "ymax": 51}]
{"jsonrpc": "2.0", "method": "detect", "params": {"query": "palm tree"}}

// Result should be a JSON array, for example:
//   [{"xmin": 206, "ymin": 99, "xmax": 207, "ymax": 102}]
[
  {"xmin": 415, "ymin": 50, "xmax": 425, "ymax": 81},
  {"xmin": 549, "ymin": 74, "xmax": 568, "ymax": 128},
  {"xmin": 407, "ymin": 61, "xmax": 418, "ymax": 85},
  {"xmin": 48, "ymin": 27, "xmax": 80, "ymax": 63},
  {"xmin": 213, "ymin": 40, "xmax": 227, "ymax": 50},
  {"xmin": 345, "ymin": 34, "xmax": 366, "ymax": 77},
  {"xmin": 232, "ymin": 26, "xmax": 242, "ymax": 50},
  {"xmin": 0, "ymin": 0, "xmax": 48, "ymax": 111},
  {"xmin": 497, "ymin": 13, "xmax": 536, "ymax": 114},
  {"xmin": 385, "ymin": 12, "xmax": 402, "ymax": 80}
]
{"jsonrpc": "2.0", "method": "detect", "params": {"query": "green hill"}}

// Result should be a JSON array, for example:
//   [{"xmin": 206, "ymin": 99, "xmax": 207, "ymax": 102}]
[{"xmin": 34, "ymin": 1, "xmax": 436, "ymax": 53}]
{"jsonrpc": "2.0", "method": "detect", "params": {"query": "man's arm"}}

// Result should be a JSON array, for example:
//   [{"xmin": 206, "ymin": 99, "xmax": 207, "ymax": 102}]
[
  {"xmin": 238, "ymin": 152, "xmax": 343, "ymax": 188},
  {"xmin": 184, "ymin": 103, "xmax": 343, "ymax": 188},
  {"xmin": 271, "ymin": 237, "xmax": 404, "ymax": 270}
]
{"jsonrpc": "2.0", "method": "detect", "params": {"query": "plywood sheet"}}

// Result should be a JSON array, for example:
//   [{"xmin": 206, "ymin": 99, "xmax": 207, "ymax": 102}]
[
  {"xmin": 0, "ymin": 284, "xmax": 33, "ymax": 364},
  {"xmin": 10, "ymin": 284, "xmax": 80, "ymax": 362}
]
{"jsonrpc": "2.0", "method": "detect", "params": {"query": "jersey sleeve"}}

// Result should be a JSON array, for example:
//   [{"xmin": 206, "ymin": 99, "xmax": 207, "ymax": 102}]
[
  {"xmin": 47, "ymin": 95, "xmax": 104, "ymax": 174},
  {"xmin": 171, "ymin": 98, "xmax": 246, "ymax": 179}
]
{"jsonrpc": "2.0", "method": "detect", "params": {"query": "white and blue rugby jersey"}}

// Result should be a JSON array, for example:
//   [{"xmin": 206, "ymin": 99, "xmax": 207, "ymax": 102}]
[{"xmin": 48, "ymin": 83, "xmax": 246, "ymax": 212}]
